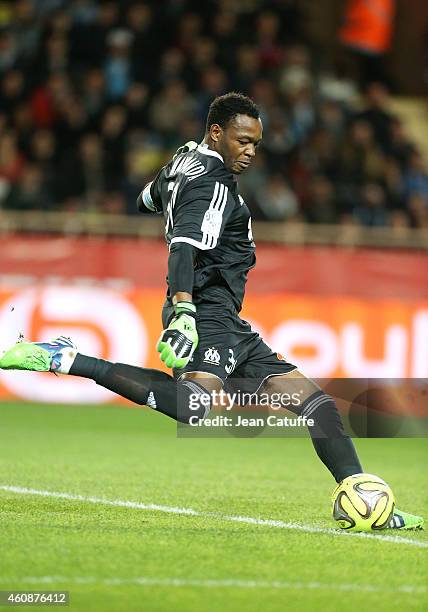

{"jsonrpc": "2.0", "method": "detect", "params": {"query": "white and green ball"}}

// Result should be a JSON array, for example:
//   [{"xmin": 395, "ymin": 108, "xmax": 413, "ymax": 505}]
[{"xmin": 331, "ymin": 473, "xmax": 395, "ymax": 532}]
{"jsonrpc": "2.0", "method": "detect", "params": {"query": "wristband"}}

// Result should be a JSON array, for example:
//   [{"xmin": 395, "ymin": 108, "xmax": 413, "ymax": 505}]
[
  {"xmin": 174, "ymin": 301, "xmax": 197, "ymax": 318},
  {"xmin": 141, "ymin": 182, "xmax": 156, "ymax": 212}
]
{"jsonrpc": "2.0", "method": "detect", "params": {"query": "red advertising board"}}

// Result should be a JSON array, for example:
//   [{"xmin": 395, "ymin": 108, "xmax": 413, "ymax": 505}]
[{"xmin": 0, "ymin": 236, "xmax": 427, "ymax": 403}]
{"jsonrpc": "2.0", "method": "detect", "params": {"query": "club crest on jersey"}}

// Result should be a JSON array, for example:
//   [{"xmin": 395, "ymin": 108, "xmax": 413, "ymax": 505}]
[{"xmin": 203, "ymin": 347, "xmax": 221, "ymax": 366}]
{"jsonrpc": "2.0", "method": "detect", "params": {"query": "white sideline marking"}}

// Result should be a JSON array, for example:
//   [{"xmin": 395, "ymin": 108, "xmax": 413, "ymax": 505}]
[
  {"xmin": 0, "ymin": 576, "xmax": 426, "ymax": 594},
  {"xmin": 1, "ymin": 485, "xmax": 427, "ymax": 549}
]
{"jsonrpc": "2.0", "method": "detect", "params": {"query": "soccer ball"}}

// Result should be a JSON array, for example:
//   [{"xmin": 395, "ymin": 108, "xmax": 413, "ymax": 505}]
[{"xmin": 331, "ymin": 473, "xmax": 395, "ymax": 532}]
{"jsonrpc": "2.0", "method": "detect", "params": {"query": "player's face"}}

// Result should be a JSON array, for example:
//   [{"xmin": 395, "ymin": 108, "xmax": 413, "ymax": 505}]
[{"xmin": 217, "ymin": 115, "xmax": 263, "ymax": 174}]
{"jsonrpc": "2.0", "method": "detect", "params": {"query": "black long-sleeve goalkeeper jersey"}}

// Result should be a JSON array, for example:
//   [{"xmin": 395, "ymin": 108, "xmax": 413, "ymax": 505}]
[{"xmin": 141, "ymin": 144, "xmax": 256, "ymax": 312}]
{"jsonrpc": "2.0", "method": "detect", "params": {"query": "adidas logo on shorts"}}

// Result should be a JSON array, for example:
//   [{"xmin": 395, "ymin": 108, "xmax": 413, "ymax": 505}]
[{"xmin": 146, "ymin": 391, "xmax": 157, "ymax": 409}]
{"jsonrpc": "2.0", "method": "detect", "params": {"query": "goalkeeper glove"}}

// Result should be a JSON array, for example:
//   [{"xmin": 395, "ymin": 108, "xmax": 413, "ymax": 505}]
[
  {"xmin": 156, "ymin": 302, "xmax": 198, "ymax": 369},
  {"xmin": 173, "ymin": 140, "xmax": 198, "ymax": 159}
]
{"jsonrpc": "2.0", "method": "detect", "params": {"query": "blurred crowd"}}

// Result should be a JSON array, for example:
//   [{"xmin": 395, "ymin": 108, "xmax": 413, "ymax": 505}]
[{"xmin": 0, "ymin": 0, "xmax": 427, "ymax": 228}]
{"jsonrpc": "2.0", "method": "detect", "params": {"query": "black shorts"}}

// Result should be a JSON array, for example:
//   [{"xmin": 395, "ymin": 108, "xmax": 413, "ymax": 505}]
[{"xmin": 162, "ymin": 300, "xmax": 296, "ymax": 394}]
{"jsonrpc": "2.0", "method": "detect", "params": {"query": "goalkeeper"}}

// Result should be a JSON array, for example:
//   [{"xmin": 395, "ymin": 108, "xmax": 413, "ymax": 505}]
[{"xmin": 0, "ymin": 93, "xmax": 423, "ymax": 530}]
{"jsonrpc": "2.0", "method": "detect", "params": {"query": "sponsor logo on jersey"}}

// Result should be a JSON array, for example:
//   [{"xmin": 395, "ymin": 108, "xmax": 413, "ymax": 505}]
[
  {"xmin": 201, "ymin": 208, "xmax": 223, "ymax": 236},
  {"xmin": 203, "ymin": 347, "xmax": 221, "ymax": 365}
]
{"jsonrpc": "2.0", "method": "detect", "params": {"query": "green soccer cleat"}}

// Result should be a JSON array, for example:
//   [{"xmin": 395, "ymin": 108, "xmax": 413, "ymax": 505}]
[
  {"xmin": 0, "ymin": 342, "xmax": 51, "ymax": 371},
  {"xmin": 0, "ymin": 336, "xmax": 77, "ymax": 374},
  {"xmin": 387, "ymin": 508, "xmax": 424, "ymax": 530}
]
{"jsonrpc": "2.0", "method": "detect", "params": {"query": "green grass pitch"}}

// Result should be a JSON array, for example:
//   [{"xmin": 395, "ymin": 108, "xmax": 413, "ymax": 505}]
[{"xmin": 0, "ymin": 401, "xmax": 427, "ymax": 611}]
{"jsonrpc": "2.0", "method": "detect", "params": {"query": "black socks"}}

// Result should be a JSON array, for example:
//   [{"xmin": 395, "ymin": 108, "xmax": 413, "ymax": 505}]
[
  {"xmin": 297, "ymin": 391, "xmax": 363, "ymax": 482},
  {"xmin": 70, "ymin": 354, "xmax": 362, "ymax": 482},
  {"xmin": 69, "ymin": 354, "xmax": 210, "ymax": 424}
]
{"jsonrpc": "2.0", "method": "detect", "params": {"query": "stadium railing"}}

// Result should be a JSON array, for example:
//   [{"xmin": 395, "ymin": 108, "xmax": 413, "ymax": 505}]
[{"xmin": 0, "ymin": 209, "xmax": 427, "ymax": 249}]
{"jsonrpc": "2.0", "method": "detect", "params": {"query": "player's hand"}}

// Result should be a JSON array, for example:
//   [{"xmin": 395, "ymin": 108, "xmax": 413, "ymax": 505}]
[
  {"xmin": 173, "ymin": 140, "xmax": 198, "ymax": 160},
  {"xmin": 156, "ymin": 302, "xmax": 198, "ymax": 369}
]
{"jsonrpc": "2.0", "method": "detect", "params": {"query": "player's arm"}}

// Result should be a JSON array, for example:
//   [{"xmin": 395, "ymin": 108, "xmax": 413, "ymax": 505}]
[
  {"xmin": 157, "ymin": 178, "xmax": 234, "ymax": 369},
  {"xmin": 156, "ymin": 241, "xmax": 198, "ymax": 369}
]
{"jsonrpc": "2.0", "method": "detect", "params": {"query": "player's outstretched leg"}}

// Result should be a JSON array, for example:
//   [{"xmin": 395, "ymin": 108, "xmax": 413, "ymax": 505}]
[
  {"xmin": 262, "ymin": 372, "xmax": 424, "ymax": 531},
  {"xmin": 1, "ymin": 338, "xmax": 423, "ymax": 530},
  {"xmin": 0, "ymin": 337, "xmax": 211, "ymax": 424}
]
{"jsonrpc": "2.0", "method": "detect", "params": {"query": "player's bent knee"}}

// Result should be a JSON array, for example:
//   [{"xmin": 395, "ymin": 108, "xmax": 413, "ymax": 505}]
[
  {"xmin": 262, "ymin": 372, "xmax": 322, "ymax": 413},
  {"xmin": 261, "ymin": 373, "xmax": 346, "ymax": 436},
  {"xmin": 177, "ymin": 379, "xmax": 213, "ymax": 424}
]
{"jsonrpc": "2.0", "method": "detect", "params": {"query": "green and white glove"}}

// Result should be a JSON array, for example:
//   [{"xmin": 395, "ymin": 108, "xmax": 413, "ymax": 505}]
[
  {"xmin": 173, "ymin": 140, "xmax": 198, "ymax": 160},
  {"xmin": 156, "ymin": 302, "xmax": 198, "ymax": 369}
]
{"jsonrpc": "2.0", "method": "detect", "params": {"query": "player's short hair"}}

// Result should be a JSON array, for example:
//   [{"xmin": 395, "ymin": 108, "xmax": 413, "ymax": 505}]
[{"xmin": 206, "ymin": 92, "xmax": 260, "ymax": 131}]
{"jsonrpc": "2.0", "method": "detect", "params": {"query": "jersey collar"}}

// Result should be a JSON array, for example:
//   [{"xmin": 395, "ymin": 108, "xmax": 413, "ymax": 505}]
[{"xmin": 197, "ymin": 143, "xmax": 224, "ymax": 163}]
